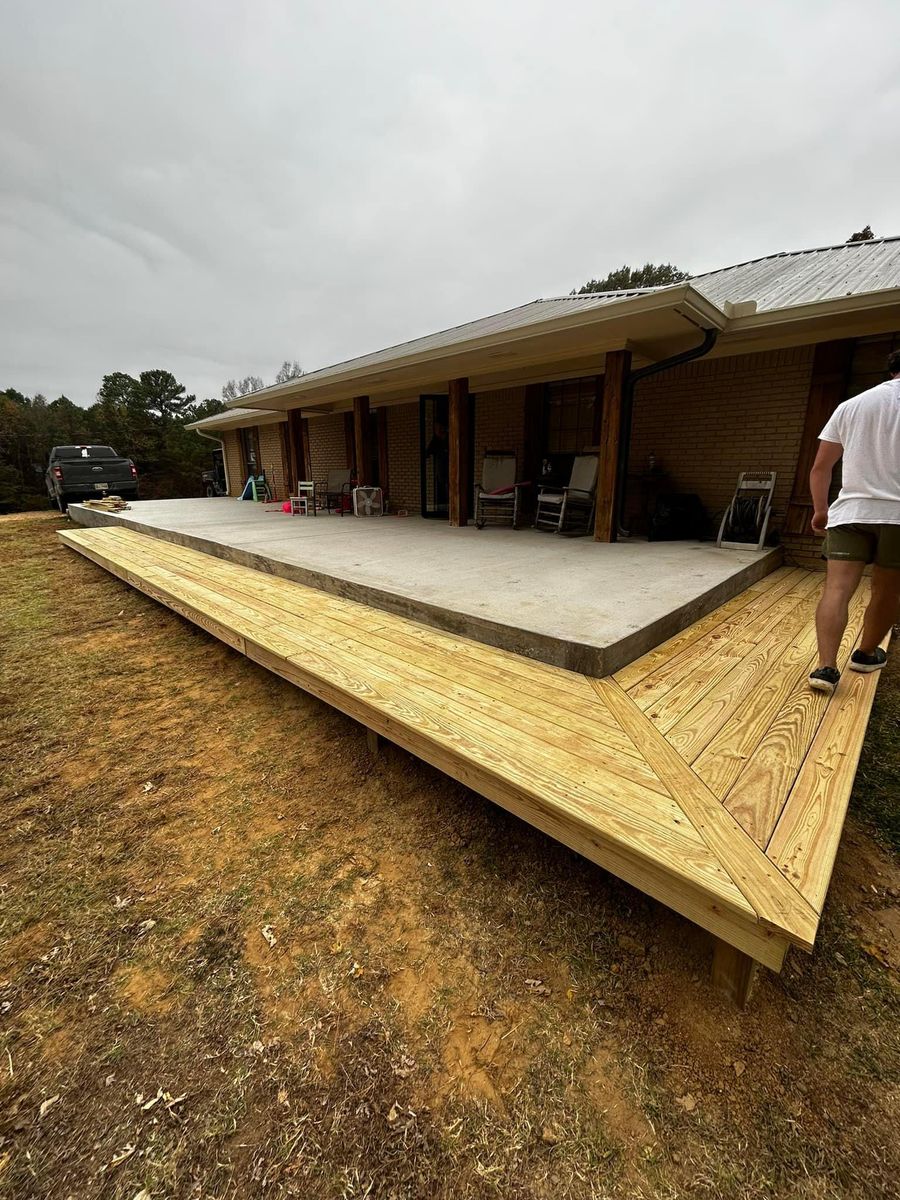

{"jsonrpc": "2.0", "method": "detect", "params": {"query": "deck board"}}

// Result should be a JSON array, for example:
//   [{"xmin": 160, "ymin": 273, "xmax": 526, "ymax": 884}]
[{"xmin": 60, "ymin": 525, "xmax": 887, "ymax": 975}]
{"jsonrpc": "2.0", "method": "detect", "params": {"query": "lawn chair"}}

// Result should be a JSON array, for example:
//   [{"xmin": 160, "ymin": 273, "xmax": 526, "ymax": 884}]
[
  {"xmin": 534, "ymin": 454, "xmax": 598, "ymax": 535},
  {"xmin": 474, "ymin": 451, "xmax": 527, "ymax": 529},
  {"xmin": 289, "ymin": 480, "xmax": 318, "ymax": 516},
  {"xmin": 324, "ymin": 468, "xmax": 353, "ymax": 514}
]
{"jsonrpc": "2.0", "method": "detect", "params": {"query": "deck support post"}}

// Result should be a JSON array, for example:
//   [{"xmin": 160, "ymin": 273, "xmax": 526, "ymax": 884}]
[
  {"xmin": 448, "ymin": 377, "xmax": 470, "ymax": 527},
  {"xmin": 365, "ymin": 727, "xmax": 383, "ymax": 757},
  {"xmin": 711, "ymin": 938, "xmax": 760, "ymax": 1008},
  {"xmin": 594, "ymin": 349, "xmax": 631, "ymax": 542},
  {"xmin": 353, "ymin": 395, "xmax": 372, "ymax": 486}
]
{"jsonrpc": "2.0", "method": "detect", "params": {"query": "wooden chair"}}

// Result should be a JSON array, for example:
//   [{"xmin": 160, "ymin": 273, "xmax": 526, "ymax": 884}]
[
  {"xmin": 534, "ymin": 454, "xmax": 598, "ymax": 535},
  {"xmin": 474, "ymin": 451, "xmax": 527, "ymax": 529},
  {"xmin": 289, "ymin": 481, "xmax": 318, "ymax": 516}
]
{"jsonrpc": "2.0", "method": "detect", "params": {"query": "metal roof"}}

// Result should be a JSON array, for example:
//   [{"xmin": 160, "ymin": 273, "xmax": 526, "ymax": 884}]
[
  {"xmin": 689, "ymin": 236, "xmax": 900, "ymax": 312},
  {"xmin": 205, "ymin": 236, "xmax": 900, "ymax": 426},
  {"xmin": 186, "ymin": 404, "xmax": 283, "ymax": 431}
]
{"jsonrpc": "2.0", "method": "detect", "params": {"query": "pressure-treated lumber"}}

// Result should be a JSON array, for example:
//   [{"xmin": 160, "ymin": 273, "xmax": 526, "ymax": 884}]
[
  {"xmin": 711, "ymin": 939, "xmax": 760, "ymax": 1008},
  {"xmin": 594, "ymin": 349, "xmax": 631, "ymax": 542},
  {"xmin": 59, "ymin": 525, "xmax": 885, "ymax": 992},
  {"xmin": 448, "ymin": 377, "xmax": 470, "ymax": 527}
]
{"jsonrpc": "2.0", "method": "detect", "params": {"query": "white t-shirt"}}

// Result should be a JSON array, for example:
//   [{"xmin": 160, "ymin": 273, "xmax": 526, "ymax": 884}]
[{"xmin": 819, "ymin": 377, "xmax": 900, "ymax": 527}]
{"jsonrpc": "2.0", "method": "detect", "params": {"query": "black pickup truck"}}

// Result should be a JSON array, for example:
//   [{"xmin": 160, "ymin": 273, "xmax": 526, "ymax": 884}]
[{"xmin": 46, "ymin": 445, "xmax": 139, "ymax": 512}]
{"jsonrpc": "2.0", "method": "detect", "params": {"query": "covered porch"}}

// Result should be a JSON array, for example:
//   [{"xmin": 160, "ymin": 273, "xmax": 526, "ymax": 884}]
[{"xmin": 68, "ymin": 496, "xmax": 779, "ymax": 676}]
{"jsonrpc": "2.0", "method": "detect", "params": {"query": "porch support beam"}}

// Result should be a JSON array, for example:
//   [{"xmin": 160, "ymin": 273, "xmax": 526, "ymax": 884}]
[
  {"xmin": 594, "ymin": 349, "xmax": 631, "ymax": 541},
  {"xmin": 376, "ymin": 409, "xmax": 390, "ymax": 500},
  {"xmin": 448, "ymin": 377, "xmax": 470, "ymax": 527},
  {"xmin": 287, "ymin": 410, "xmax": 309, "ymax": 488},
  {"xmin": 353, "ymin": 395, "xmax": 372, "ymax": 486},
  {"xmin": 783, "ymin": 340, "xmax": 854, "ymax": 536}
]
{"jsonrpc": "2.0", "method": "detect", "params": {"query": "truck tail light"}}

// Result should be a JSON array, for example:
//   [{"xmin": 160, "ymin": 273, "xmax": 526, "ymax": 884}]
[
  {"xmin": 130, "ymin": 463, "xmax": 138, "ymax": 478},
  {"xmin": 52, "ymin": 466, "xmax": 63, "ymax": 480}
]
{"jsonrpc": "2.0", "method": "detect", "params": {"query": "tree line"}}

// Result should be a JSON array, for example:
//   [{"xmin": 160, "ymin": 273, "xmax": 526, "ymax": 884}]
[{"xmin": 0, "ymin": 361, "xmax": 303, "ymax": 513}]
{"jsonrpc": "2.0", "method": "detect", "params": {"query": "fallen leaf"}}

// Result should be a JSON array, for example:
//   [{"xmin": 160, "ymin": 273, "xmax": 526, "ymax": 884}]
[
  {"xmin": 350, "ymin": 962, "xmax": 364, "ymax": 978},
  {"xmin": 277, "ymin": 1087, "xmax": 290, "ymax": 1107},
  {"xmin": 541, "ymin": 1127, "xmax": 559, "ymax": 1144},
  {"xmin": 141, "ymin": 781, "xmax": 155, "ymax": 793},
  {"xmin": 733, "ymin": 1060, "xmax": 746, "ymax": 1077},
  {"xmin": 39, "ymin": 1095, "xmax": 60, "ymax": 1119},
  {"xmin": 261, "ymin": 925, "xmax": 277, "ymax": 949},
  {"xmin": 135, "ymin": 919, "xmax": 156, "ymax": 937},
  {"xmin": 676, "ymin": 1093, "xmax": 697, "ymax": 1113}
]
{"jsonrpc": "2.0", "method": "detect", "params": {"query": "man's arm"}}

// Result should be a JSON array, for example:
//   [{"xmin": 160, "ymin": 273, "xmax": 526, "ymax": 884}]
[{"xmin": 809, "ymin": 439, "xmax": 843, "ymax": 535}]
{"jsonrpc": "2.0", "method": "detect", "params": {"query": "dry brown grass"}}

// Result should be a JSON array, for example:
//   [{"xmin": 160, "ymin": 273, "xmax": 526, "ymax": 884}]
[{"xmin": 1, "ymin": 511, "xmax": 898, "ymax": 1200}]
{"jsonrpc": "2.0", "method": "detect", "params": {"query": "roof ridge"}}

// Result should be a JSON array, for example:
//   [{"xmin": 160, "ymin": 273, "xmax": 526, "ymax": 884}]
[{"xmin": 691, "ymin": 235, "xmax": 900, "ymax": 281}]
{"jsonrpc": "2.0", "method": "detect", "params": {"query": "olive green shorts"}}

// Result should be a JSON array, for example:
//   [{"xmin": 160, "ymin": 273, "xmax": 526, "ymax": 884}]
[{"xmin": 825, "ymin": 523, "xmax": 900, "ymax": 570}]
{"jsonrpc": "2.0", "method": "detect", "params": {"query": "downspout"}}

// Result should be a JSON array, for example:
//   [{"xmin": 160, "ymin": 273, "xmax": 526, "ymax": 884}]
[
  {"xmin": 195, "ymin": 428, "xmax": 230, "ymax": 495},
  {"xmin": 614, "ymin": 325, "xmax": 719, "ymax": 537}
]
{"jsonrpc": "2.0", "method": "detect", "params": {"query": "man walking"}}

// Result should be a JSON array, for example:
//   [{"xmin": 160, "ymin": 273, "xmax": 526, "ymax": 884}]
[{"xmin": 808, "ymin": 349, "xmax": 900, "ymax": 692}]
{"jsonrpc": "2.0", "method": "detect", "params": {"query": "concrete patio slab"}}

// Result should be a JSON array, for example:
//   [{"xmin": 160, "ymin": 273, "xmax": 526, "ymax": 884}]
[{"xmin": 67, "ymin": 497, "xmax": 781, "ymax": 675}]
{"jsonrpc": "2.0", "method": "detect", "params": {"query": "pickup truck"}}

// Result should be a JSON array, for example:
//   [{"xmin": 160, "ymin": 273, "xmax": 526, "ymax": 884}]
[{"xmin": 46, "ymin": 445, "xmax": 139, "ymax": 512}]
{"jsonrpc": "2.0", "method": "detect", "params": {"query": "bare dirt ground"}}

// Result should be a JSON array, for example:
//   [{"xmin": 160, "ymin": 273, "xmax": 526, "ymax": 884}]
[{"xmin": 1, "ymin": 511, "xmax": 898, "ymax": 1200}]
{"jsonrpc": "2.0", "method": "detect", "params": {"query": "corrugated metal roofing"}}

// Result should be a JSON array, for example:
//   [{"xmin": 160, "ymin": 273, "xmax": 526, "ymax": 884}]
[
  {"xmin": 218, "ymin": 237, "xmax": 900, "ymax": 416},
  {"xmin": 690, "ymin": 236, "xmax": 900, "ymax": 312}
]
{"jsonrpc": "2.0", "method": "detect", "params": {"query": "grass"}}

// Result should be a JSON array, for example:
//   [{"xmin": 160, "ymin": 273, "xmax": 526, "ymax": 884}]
[{"xmin": 0, "ymin": 511, "xmax": 898, "ymax": 1199}]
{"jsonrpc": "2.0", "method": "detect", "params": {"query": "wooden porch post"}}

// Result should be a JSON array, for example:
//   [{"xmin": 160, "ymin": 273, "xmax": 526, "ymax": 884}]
[
  {"xmin": 343, "ymin": 412, "xmax": 356, "ymax": 474},
  {"xmin": 522, "ymin": 383, "xmax": 544, "ymax": 522},
  {"xmin": 594, "ymin": 348, "xmax": 632, "ymax": 541},
  {"xmin": 353, "ymin": 395, "xmax": 372, "ymax": 486},
  {"xmin": 376, "ymin": 409, "xmax": 390, "ymax": 498},
  {"xmin": 448, "ymin": 377, "xmax": 470, "ymax": 527},
  {"xmin": 287, "ymin": 409, "xmax": 308, "ymax": 488},
  {"xmin": 783, "ymin": 340, "xmax": 854, "ymax": 536}
]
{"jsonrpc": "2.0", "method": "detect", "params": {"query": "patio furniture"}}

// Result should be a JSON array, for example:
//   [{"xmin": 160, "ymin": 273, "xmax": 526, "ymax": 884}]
[
  {"xmin": 534, "ymin": 454, "xmax": 598, "ymax": 535},
  {"xmin": 289, "ymin": 481, "xmax": 318, "ymax": 516},
  {"xmin": 473, "ymin": 451, "xmax": 527, "ymax": 529},
  {"xmin": 717, "ymin": 471, "xmax": 776, "ymax": 551},
  {"xmin": 324, "ymin": 469, "xmax": 353, "ymax": 514}
]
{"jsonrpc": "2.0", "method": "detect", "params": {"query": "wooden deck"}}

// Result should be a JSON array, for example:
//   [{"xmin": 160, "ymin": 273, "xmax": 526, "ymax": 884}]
[{"xmin": 60, "ymin": 526, "xmax": 886, "ymax": 998}]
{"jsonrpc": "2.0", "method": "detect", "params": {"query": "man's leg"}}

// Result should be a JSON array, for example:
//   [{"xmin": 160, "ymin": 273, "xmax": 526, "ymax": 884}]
[
  {"xmin": 815, "ymin": 560, "xmax": 866, "ymax": 669},
  {"xmin": 859, "ymin": 565, "xmax": 900, "ymax": 654}
]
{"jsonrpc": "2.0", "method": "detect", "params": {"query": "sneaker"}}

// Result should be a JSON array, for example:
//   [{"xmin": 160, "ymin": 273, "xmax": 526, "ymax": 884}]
[
  {"xmin": 850, "ymin": 647, "xmax": 888, "ymax": 673},
  {"xmin": 809, "ymin": 666, "xmax": 840, "ymax": 693}
]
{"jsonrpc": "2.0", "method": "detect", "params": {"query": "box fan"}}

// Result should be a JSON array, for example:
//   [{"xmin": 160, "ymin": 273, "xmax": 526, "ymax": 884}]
[{"xmin": 352, "ymin": 486, "xmax": 384, "ymax": 517}]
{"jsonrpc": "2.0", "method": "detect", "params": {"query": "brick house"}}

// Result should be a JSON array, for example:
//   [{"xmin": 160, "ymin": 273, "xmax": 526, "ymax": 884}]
[{"xmin": 189, "ymin": 238, "xmax": 900, "ymax": 566}]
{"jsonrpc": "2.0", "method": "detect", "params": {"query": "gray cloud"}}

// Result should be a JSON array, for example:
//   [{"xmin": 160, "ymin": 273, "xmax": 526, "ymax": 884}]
[{"xmin": 1, "ymin": 0, "xmax": 898, "ymax": 405}]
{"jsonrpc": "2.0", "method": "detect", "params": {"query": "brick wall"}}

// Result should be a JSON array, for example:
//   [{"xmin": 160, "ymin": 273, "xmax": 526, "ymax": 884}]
[
  {"xmin": 385, "ymin": 402, "xmax": 420, "ymax": 513},
  {"xmin": 222, "ymin": 430, "xmax": 244, "ymax": 497},
  {"xmin": 628, "ymin": 345, "xmax": 814, "ymax": 534},
  {"xmin": 307, "ymin": 414, "xmax": 350, "ymax": 488},
  {"xmin": 257, "ymin": 422, "xmax": 289, "ymax": 500},
  {"xmin": 473, "ymin": 387, "xmax": 527, "ymax": 486}
]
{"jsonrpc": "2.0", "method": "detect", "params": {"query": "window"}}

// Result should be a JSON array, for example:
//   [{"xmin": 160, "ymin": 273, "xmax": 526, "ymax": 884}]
[
  {"xmin": 239, "ymin": 426, "xmax": 260, "ymax": 477},
  {"xmin": 544, "ymin": 377, "xmax": 601, "ymax": 454}
]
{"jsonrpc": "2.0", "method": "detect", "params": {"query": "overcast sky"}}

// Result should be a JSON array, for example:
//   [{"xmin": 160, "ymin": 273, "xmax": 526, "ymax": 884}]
[{"xmin": 1, "ymin": 1, "xmax": 898, "ymax": 407}]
